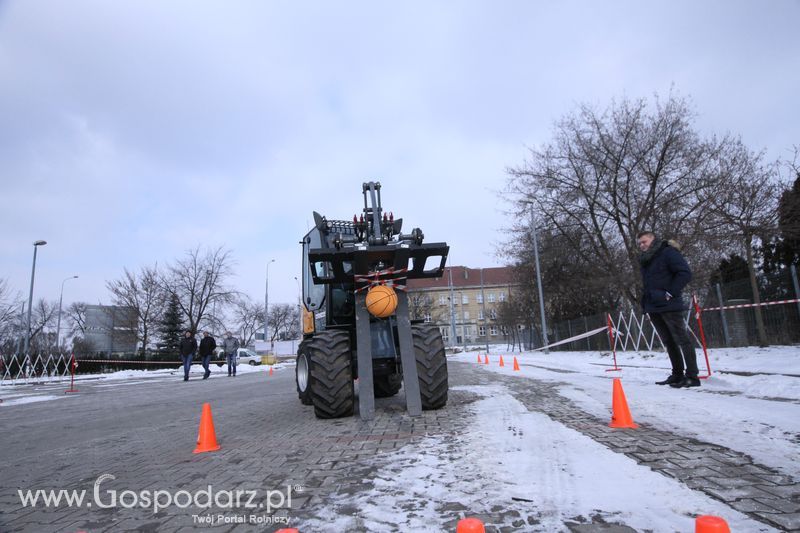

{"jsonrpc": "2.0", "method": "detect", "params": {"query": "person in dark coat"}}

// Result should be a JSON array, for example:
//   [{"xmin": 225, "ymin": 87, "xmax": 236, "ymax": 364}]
[
  {"xmin": 198, "ymin": 331, "xmax": 217, "ymax": 380},
  {"xmin": 178, "ymin": 330, "xmax": 198, "ymax": 382},
  {"xmin": 638, "ymin": 231, "xmax": 700, "ymax": 388}
]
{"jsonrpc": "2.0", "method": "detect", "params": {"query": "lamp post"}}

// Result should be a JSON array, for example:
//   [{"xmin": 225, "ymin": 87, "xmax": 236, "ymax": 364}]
[
  {"xmin": 56, "ymin": 275, "xmax": 79, "ymax": 352},
  {"xmin": 23, "ymin": 240, "xmax": 47, "ymax": 356},
  {"xmin": 521, "ymin": 201, "xmax": 549, "ymax": 352},
  {"xmin": 264, "ymin": 259, "xmax": 275, "ymax": 348}
]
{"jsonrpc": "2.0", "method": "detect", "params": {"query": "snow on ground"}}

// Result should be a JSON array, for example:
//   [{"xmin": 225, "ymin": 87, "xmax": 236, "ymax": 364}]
[
  {"xmin": 302, "ymin": 387, "xmax": 777, "ymax": 532},
  {"xmin": 452, "ymin": 345, "xmax": 800, "ymax": 480}
]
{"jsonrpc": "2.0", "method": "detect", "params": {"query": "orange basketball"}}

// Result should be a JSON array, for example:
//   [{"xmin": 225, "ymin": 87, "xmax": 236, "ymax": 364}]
[{"xmin": 365, "ymin": 284, "xmax": 398, "ymax": 318}]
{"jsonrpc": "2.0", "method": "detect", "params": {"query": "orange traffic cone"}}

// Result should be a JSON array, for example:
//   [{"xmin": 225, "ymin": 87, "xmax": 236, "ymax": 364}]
[
  {"xmin": 456, "ymin": 517, "xmax": 485, "ymax": 533},
  {"xmin": 269, "ymin": 366, "xmax": 274, "ymax": 377},
  {"xmin": 484, "ymin": 354, "xmax": 489, "ymax": 365},
  {"xmin": 194, "ymin": 403, "xmax": 221, "ymax": 454},
  {"xmin": 695, "ymin": 515, "xmax": 730, "ymax": 533},
  {"xmin": 609, "ymin": 378, "xmax": 638, "ymax": 429},
  {"xmin": 477, "ymin": 354, "xmax": 481, "ymax": 364},
  {"xmin": 499, "ymin": 355, "xmax": 505, "ymax": 367},
  {"xmin": 513, "ymin": 357, "xmax": 520, "ymax": 371},
  {"xmin": 275, "ymin": 529, "xmax": 299, "ymax": 533}
]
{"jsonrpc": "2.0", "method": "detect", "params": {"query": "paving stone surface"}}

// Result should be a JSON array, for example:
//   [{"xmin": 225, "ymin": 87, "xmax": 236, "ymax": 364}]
[{"xmin": 0, "ymin": 361, "xmax": 798, "ymax": 532}]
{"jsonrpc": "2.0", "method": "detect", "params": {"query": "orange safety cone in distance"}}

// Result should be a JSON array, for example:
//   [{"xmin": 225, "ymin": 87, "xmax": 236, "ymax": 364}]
[
  {"xmin": 477, "ymin": 354, "xmax": 481, "ymax": 364},
  {"xmin": 194, "ymin": 403, "xmax": 221, "ymax": 454},
  {"xmin": 269, "ymin": 366, "xmax": 274, "ymax": 377},
  {"xmin": 484, "ymin": 354, "xmax": 489, "ymax": 365},
  {"xmin": 695, "ymin": 515, "xmax": 730, "ymax": 533},
  {"xmin": 456, "ymin": 517, "xmax": 486, "ymax": 533},
  {"xmin": 499, "ymin": 355, "xmax": 505, "ymax": 367},
  {"xmin": 513, "ymin": 357, "xmax": 520, "ymax": 371},
  {"xmin": 275, "ymin": 529, "xmax": 300, "ymax": 533},
  {"xmin": 609, "ymin": 378, "xmax": 638, "ymax": 429}
]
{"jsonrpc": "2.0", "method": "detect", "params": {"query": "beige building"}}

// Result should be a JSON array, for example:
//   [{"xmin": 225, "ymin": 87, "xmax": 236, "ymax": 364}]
[{"xmin": 406, "ymin": 266, "xmax": 516, "ymax": 346}]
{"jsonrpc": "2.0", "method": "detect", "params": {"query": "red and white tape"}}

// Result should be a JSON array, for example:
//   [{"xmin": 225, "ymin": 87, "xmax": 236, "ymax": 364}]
[{"xmin": 702, "ymin": 298, "xmax": 800, "ymax": 312}]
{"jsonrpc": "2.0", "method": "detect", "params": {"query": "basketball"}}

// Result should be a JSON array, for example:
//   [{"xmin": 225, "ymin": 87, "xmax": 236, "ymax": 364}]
[{"xmin": 365, "ymin": 284, "xmax": 398, "ymax": 318}]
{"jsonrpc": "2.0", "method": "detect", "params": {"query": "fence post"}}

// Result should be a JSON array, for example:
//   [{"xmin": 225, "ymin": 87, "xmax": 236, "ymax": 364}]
[
  {"xmin": 791, "ymin": 264, "xmax": 800, "ymax": 320},
  {"xmin": 715, "ymin": 283, "xmax": 731, "ymax": 347}
]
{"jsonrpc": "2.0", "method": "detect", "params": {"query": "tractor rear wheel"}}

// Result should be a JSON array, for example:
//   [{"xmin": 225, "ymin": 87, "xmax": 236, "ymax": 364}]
[
  {"xmin": 412, "ymin": 324, "xmax": 448, "ymax": 410},
  {"xmin": 296, "ymin": 341, "xmax": 312, "ymax": 405},
  {"xmin": 308, "ymin": 330, "xmax": 354, "ymax": 418},
  {"xmin": 373, "ymin": 373, "xmax": 402, "ymax": 398}
]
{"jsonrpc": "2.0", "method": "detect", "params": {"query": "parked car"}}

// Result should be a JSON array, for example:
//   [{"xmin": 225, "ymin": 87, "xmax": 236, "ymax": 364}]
[{"xmin": 236, "ymin": 348, "xmax": 261, "ymax": 366}]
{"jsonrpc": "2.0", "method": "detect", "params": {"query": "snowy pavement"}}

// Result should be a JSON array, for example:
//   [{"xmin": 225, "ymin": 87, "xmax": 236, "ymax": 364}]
[{"xmin": 0, "ymin": 346, "xmax": 798, "ymax": 532}]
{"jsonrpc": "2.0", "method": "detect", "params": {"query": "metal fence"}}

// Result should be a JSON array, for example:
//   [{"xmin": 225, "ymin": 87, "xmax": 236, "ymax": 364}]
[{"xmin": 542, "ymin": 267, "xmax": 800, "ymax": 352}]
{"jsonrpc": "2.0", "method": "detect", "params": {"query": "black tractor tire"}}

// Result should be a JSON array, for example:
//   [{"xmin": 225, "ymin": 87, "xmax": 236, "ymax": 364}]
[
  {"xmin": 373, "ymin": 374, "xmax": 402, "ymax": 398},
  {"xmin": 307, "ymin": 330, "xmax": 354, "ymax": 418},
  {"xmin": 412, "ymin": 324, "xmax": 448, "ymax": 410},
  {"xmin": 296, "ymin": 341, "xmax": 313, "ymax": 405}
]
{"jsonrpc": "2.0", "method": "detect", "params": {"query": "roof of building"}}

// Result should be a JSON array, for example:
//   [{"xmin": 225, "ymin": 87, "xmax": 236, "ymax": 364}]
[{"xmin": 406, "ymin": 266, "xmax": 515, "ymax": 290}]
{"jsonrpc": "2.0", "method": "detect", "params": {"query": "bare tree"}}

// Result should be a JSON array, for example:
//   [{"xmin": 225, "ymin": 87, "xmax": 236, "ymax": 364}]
[
  {"xmin": 66, "ymin": 302, "xmax": 89, "ymax": 338},
  {"xmin": 106, "ymin": 264, "xmax": 163, "ymax": 352},
  {"xmin": 707, "ymin": 140, "xmax": 783, "ymax": 346},
  {"xmin": 162, "ymin": 247, "xmax": 237, "ymax": 335},
  {"xmin": 268, "ymin": 303, "xmax": 300, "ymax": 344},
  {"xmin": 0, "ymin": 278, "xmax": 21, "ymax": 333},
  {"xmin": 28, "ymin": 299, "xmax": 58, "ymax": 354},
  {"xmin": 408, "ymin": 293, "xmax": 445, "ymax": 323},
  {"xmin": 504, "ymin": 93, "xmax": 741, "ymax": 313},
  {"xmin": 232, "ymin": 296, "xmax": 265, "ymax": 348}
]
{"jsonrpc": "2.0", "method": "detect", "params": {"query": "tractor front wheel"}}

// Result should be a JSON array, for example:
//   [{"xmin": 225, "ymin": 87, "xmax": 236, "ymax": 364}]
[
  {"xmin": 412, "ymin": 324, "xmax": 448, "ymax": 410},
  {"xmin": 307, "ymin": 330, "xmax": 354, "ymax": 418}
]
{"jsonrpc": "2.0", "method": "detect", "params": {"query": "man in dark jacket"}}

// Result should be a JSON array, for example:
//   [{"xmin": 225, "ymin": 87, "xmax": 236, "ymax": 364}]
[
  {"xmin": 198, "ymin": 331, "xmax": 217, "ymax": 380},
  {"xmin": 178, "ymin": 330, "xmax": 198, "ymax": 382},
  {"xmin": 638, "ymin": 231, "xmax": 700, "ymax": 388}
]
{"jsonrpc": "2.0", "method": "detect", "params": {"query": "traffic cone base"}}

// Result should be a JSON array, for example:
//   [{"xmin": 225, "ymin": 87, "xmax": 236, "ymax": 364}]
[
  {"xmin": 609, "ymin": 378, "xmax": 638, "ymax": 429},
  {"xmin": 194, "ymin": 403, "xmax": 221, "ymax": 454}
]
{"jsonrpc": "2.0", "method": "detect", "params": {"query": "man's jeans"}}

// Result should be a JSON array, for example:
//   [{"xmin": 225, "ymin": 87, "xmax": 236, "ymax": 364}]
[
  {"xmin": 227, "ymin": 354, "xmax": 237, "ymax": 376},
  {"xmin": 181, "ymin": 353, "xmax": 194, "ymax": 379},
  {"xmin": 202, "ymin": 354, "xmax": 211, "ymax": 375},
  {"xmin": 650, "ymin": 311, "xmax": 699, "ymax": 378}
]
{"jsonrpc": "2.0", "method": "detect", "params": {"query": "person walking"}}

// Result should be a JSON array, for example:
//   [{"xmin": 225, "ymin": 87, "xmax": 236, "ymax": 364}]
[
  {"xmin": 198, "ymin": 331, "xmax": 217, "ymax": 380},
  {"xmin": 637, "ymin": 231, "xmax": 700, "ymax": 388},
  {"xmin": 222, "ymin": 331, "xmax": 240, "ymax": 377},
  {"xmin": 178, "ymin": 330, "xmax": 198, "ymax": 382}
]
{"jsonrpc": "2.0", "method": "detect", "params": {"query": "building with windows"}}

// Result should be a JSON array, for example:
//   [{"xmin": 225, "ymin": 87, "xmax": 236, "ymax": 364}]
[
  {"xmin": 84, "ymin": 305, "xmax": 138, "ymax": 353},
  {"xmin": 406, "ymin": 266, "xmax": 517, "ymax": 346}
]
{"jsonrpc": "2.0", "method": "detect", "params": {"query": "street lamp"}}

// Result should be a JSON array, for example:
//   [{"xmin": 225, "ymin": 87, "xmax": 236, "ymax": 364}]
[
  {"xmin": 56, "ymin": 275, "xmax": 79, "ymax": 352},
  {"xmin": 264, "ymin": 259, "xmax": 275, "ymax": 348},
  {"xmin": 23, "ymin": 240, "xmax": 47, "ymax": 356},
  {"xmin": 521, "ymin": 201, "xmax": 549, "ymax": 352}
]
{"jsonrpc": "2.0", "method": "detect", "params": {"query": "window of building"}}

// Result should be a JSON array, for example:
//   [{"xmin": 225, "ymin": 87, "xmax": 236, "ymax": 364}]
[
  {"xmin": 488, "ymin": 292, "xmax": 495, "ymax": 303},
  {"xmin": 424, "ymin": 313, "xmax": 432, "ymax": 323},
  {"xmin": 463, "ymin": 311, "xmax": 470, "ymax": 320},
  {"xmin": 441, "ymin": 327, "xmax": 449, "ymax": 341},
  {"xmin": 478, "ymin": 325, "xmax": 486, "ymax": 337},
  {"xmin": 478, "ymin": 309, "xmax": 484, "ymax": 320},
  {"xmin": 489, "ymin": 325, "xmax": 498, "ymax": 336},
  {"xmin": 518, "ymin": 324, "xmax": 525, "ymax": 331},
  {"xmin": 476, "ymin": 293, "xmax": 483, "ymax": 304},
  {"xmin": 499, "ymin": 292, "xmax": 506, "ymax": 302},
  {"xmin": 439, "ymin": 295, "xmax": 447, "ymax": 306},
  {"xmin": 461, "ymin": 294, "xmax": 468, "ymax": 305},
  {"xmin": 489, "ymin": 308, "xmax": 497, "ymax": 320}
]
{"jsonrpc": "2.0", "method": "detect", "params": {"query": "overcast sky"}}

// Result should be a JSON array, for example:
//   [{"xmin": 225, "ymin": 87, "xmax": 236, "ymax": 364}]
[{"xmin": 1, "ymin": 0, "xmax": 798, "ymax": 311}]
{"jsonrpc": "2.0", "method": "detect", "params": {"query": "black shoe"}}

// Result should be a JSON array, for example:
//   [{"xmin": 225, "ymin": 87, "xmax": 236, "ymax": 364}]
[
  {"xmin": 203, "ymin": 371, "xmax": 210, "ymax": 380},
  {"xmin": 670, "ymin": 376, "xmax": 701, "ymax": 388},
  {"xmin": 656, "ymin": 374, "xmax": 683, "ymax": 385},
  {"xmin": 184, "ymin": 376, "xmax": 189, "ymax": 381}
]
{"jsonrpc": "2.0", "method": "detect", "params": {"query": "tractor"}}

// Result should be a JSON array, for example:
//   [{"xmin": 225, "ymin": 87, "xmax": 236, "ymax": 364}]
[{"xmin": 295, "ymin": 182, "xmax": 450, "ymax": 420}]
